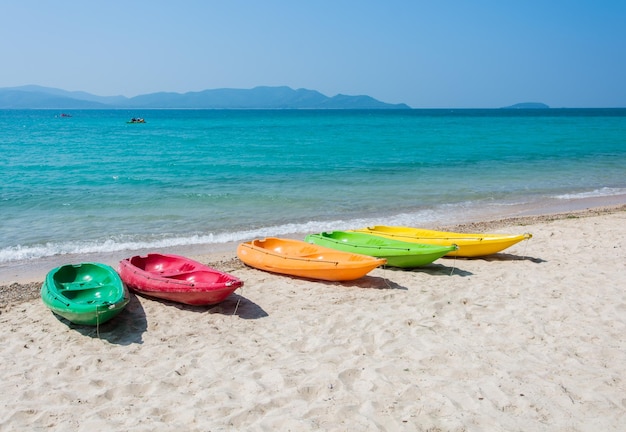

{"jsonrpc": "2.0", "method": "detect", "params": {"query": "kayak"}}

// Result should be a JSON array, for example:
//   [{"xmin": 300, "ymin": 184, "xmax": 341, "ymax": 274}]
[
  {"xmin": 352, "ymin": 226, "xmax": 532, "ymax": 257},
  {"xmin": 305, "ymin": 231, "xmax": 457, "ymax": 268},
  {"xmin": 237, "ymin": 237, "xmax": 386, "ymax": 281},
  {"xmin": 118, "ymin": 253, "xmax": 243, "ymax": 305},
  {"xmin": 41, "ymin": 263, "xmax": 130, "ymax": 326},
  {"xmin": 118, "ymin": 253, "xmax": 243, "ymax": 306}
]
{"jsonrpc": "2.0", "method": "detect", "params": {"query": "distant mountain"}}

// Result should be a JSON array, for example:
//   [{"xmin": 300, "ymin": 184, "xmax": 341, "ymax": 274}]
[
  {"xmin": 0, "ymin": 85, "xmax": 411, "ymax": 109},
  {"xmin": 0, "ymin": 89, "xmax": 109, "ymax": 109},
  {"xmin": 502, "ymin": 102, "xmax": 549, "ymax": 109}
]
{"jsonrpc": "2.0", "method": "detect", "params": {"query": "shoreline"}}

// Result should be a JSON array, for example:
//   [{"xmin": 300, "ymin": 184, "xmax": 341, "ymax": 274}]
[
  {"xmin": 1, "ymin": 192, "xmax": 625, "ymax": 284},
  {"xmin": 2, "ymin": 203, "xmax": 624, "ymax": 310}
]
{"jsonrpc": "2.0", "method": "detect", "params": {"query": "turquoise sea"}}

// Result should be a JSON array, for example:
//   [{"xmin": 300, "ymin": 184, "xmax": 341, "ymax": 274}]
[{"xmin": 1, "ymin": 109, "xmax": 625, "ymax": 265}]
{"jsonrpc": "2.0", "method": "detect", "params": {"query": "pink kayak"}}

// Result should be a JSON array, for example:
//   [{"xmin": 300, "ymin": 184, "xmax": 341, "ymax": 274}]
[{"xmin": 119, "ymin": 253, "xmax": 243, "ymax": 305}]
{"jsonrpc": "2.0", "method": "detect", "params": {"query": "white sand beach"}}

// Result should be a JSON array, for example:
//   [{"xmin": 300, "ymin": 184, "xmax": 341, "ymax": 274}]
[{"xmin": 1, "ymin": 207, "xmax": 625, "ymax": 431}]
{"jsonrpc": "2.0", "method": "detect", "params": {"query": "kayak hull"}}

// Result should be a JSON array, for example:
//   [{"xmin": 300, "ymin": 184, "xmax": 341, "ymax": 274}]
[
  {"xmin": 41, "ymin": 263, "xmax": 129, "ymax": 326},
  {"xmin": 119, "ymin": 253, "xmax": 243, "ymax": 306},
  {"xmin": 353, "ymin": 226, "xmax": 532, "ymax": 257},
  {"xmin": 305, "ymin": 231, "xmax": 456, "ymax": 268},
  {"xmin": 237, "ymin": 237, "xmax": 386, "ymax": 281}
]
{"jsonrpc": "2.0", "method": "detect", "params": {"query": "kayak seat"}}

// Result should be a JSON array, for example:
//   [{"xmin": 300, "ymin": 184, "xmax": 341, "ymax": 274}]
[
  {"xmin": 62, "ymin": 281, "xmax": 103, "ymax": 291},
  {"xmin": 61, "ymin": 287, "xmax": 110, "ymax": 302}
]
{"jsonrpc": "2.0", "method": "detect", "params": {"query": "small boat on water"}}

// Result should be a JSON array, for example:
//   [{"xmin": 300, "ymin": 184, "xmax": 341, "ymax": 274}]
[
  {"xmin": 41, "ymin": 263, "xmax": 130, "ymax": 326},
  {"xmin": 127, "ymin": 117, "xmax": 145, "ymax": 123},
  {"xmin": 237, "ymin": 237, "xmax": 386, "ymax": 281},
  {"xmin": 305, "ymin": 231, "xmax": 457, "ymax": 268},
  {"xmin": 352, "ymin": 226, "xmax": 532, "ymax": 257},
  {"xmin": 118, "ymin": 253, "xmax": 243, "ymax": 305}
]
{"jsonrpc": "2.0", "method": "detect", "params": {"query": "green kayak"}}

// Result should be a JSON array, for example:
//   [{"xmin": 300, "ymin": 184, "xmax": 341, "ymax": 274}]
[
  {"xmin": 305, "ymin": 231, "xmax": 457, "ymax": 268},
  {"xmin": 41, "ymin": 262, "xmax": 130, "ymax": 326}
]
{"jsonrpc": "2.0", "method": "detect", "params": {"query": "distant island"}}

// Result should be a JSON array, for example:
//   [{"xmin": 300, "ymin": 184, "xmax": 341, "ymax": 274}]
[
  {"xmin": 501, "ymin": 102, "xmax": 549, "ymax": 109},
  {"xmin": 0, "ymin": 85, "xmax": 411, "ymax": 110}
]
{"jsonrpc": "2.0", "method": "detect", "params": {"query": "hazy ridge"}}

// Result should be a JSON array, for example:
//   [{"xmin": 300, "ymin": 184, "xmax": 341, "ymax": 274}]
[{"xmin": 0, "ymin": 85, "xmax": 411, "ymax": 109}]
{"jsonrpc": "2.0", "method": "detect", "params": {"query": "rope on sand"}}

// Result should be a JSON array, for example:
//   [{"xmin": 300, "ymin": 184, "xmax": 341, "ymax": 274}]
[
  {"xmin": 232, "ymin": 286, "xmax": 243, "ymax": 316},
  {"xmin": 450, "ymin": 255, "xmax": 457, "ymax": 276}
]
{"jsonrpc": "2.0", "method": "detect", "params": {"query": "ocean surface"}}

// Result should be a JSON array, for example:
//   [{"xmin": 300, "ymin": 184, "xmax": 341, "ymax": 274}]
[{"xmin": 1, "ymin": 108, "xmax": 625, "ymax": 265}]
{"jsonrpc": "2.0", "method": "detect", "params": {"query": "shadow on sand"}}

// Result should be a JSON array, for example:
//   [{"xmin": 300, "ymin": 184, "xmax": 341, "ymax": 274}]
[
  {"xmin": 337, "ymin": 274, "xmax": 408, "ymax": 290},
  {"xmin": 57, "ymin": 290, "xmax": 267, "ymax": 345},
  {"xmin": 381, "ymin": 262, "xmax": 473, "ymax": 277},
  {"xmin": 466, "ymin": 252, "xmax": 546, "ymax": 263},
  {"xmin": 142, "ymin": 291, "xmax": 268, "ymax": 320},
  {"xmin": 55, "ymin": 294, "xmax": 147, "ymax": 345}
]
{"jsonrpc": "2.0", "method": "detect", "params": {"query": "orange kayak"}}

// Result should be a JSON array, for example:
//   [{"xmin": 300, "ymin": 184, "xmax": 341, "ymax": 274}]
[{"xmin": 237, "ymin": 237, "xmax": 386, "ymax": 281}]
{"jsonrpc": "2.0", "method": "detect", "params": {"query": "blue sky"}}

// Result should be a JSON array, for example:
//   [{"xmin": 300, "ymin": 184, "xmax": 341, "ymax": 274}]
[{"xmin": 1, "ymin": 1, "xmax": 625, "ymax": 108}]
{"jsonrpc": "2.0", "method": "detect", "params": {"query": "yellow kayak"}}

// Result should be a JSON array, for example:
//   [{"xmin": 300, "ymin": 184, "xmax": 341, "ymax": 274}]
[{"xmin": 352, "ymin": 226, "xmax": 532, "ymax": 257}]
